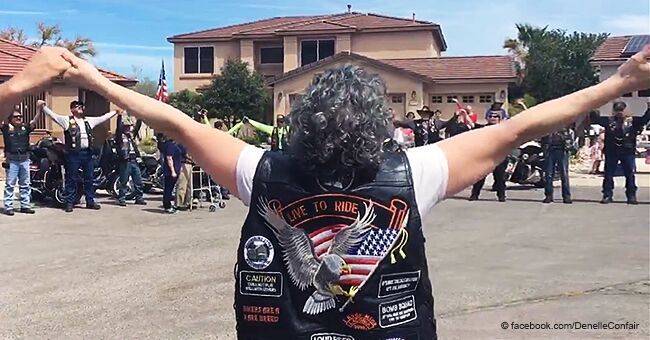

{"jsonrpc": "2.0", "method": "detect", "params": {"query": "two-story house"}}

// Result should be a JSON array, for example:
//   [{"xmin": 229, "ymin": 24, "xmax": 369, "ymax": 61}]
[{"xmin": 167, "ymin": 11, "xmax": 516, "ymax": 120}]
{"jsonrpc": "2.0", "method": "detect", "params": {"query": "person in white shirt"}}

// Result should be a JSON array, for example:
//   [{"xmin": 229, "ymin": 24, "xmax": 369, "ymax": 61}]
[
  {"xmin": 1, "ymin": 45, "xmax": 649, "ymax": 339},
  {"xmin": 37, "ymin": 99, "xmax": 116, "ymax": 212}
]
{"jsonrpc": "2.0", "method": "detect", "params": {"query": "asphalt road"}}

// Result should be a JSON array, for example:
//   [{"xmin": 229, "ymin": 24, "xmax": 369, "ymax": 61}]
[{"xmin": 0, "ymin": 184, "xmax": 648, "ymax": 339}]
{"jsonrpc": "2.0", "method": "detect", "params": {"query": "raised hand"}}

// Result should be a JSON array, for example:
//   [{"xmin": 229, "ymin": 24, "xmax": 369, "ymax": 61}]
[
  {"xmin": 614, "ymin": 45, "xmax": 650, "ymax": 94},
  {"xmin": 9, "ymin": 47, "xmax": 71, "ymax": 95},
  {"xmin": 60, "ymin": 51, "xmax": 104, "ymax": 88}
]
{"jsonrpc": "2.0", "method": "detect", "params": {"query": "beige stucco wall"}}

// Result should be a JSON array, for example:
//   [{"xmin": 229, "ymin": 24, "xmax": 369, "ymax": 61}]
[
  {"xmin": 283, "ymin": 37, "xmax": 299, "ymax": 73},
  {"xmin": 351, "ymin": 31, "xmax": 439, "ymax": 59},
  {"xmin": 336, "ymin": 34, "xmax": 351, "ymax": 53},
  {"xmin": 173, "ymin": 41, "xmax": 239, "ymax": 91},
  {"xmin": 598, "ymin": 65, "xmax": 648, "ymax": 116},
  {"xmin": 425, "ymin": 82, "xmax": 509, "ymax": 119},
  {"xmin": 273, "ymin": 60, "xmax": 424, "ymax": 116}
]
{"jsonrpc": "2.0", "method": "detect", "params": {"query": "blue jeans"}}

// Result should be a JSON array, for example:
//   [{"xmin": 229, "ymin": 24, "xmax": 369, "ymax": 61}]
[
  {"xmin": 544, "ymin": 148, "xmax": 571, "ymax": 198},
  {"xmin": 602, "ymin": 151, "xmax": 636, "ymax": 198},
  {"xmin": 163, "ymin": 173, "xmax": 178, "ymax": 210},
  {"xmin": 65, "ymin": 149, "xmax": 96, "ymax": 206},
  {"xmin": 4, "ymin": 159, "xmax": 31, "ymax": 210},
  {"xmin": 118, "ymin": 160, "xmax": 143, "ymax": 202}
]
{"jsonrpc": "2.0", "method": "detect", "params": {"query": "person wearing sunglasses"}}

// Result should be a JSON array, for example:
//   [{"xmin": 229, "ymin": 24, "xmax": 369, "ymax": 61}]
[
  {"xmin": 1, "ymin": 105, "xmax": 41, "ymax": 215},
  {"xmin": 37, "ymin": 99, "xmax": 117, "ymax": 212}
]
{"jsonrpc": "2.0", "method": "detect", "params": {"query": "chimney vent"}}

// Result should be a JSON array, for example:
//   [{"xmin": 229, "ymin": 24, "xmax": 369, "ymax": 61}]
[
  {"xmin": 347, "ymin": 4, "xmax": 352, "ymax": 13},
  {"xmin": 412, "ymin": 13, "xmax": 416, "ymax": 22}
]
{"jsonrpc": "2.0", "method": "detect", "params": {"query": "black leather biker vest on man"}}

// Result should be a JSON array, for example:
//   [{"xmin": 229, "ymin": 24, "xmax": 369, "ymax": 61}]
[
  {"xmin": 64, "ymin": 116, "xmax": 93, "ymax": 151},
  {"xmin": 2, "ymin": 123, "xmax": 31, "ymax": 156}
]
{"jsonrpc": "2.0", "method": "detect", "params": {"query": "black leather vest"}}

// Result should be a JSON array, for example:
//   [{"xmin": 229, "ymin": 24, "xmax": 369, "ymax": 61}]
[
  {"xmin": 2, "ymin": 123, "xmax": 31, "ymax": 155},
  {"xmin": 270, "ymin": 126, "xmax": 288, "ymax": 151},
  {"xmin": 234, "ymin": 151, "xmax": 436, "ymax": 340},
  {"xmin": 606, "ymin": 118, "xmax": 636, "ymax": 152},
  {"xmin": 64, "ymin": 116, "xmax": 93, "ymax": 151}
]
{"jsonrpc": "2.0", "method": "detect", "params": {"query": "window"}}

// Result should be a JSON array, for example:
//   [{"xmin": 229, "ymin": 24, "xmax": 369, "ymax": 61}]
[
  {"xmin": 431, "ymin": 96, "xmax": 443, "ymax": 103},
  {"xmin": 479, "ymin": 95, "xmax": 493, "ymax": 103},
  {"xmin": 446, "ymin": 95, "xmax": 458, "ymax": 103},
  {"xmin": 301, "ymin": 39, "xmax": 335, "ymax": 66},
  {"xmin": 184, "ymin": 46, "xmax": 214, "ymax": 74},
  {"xmin": 260, "ymin": 46, "xmax": 284, "ymax": 64},
  {"xmin": 622, "ymin": 92, "xmax": 633, "ymax": 97},
  {"xmin": 289, "ymin": 94, "xmax": 303, "ymax": 107},
  {"xmin": 391, "ymin": 96, "xmax": 404, "ymax": 103},
  {"xmin": 638, "ymin": 88, "xmax": 650, "ymax": 97},
  {"xmin": 462, "ymin": 95, "xmax": 475, "ymax": 103}
]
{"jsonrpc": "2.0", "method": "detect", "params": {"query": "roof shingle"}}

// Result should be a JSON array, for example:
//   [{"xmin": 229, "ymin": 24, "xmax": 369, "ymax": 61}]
[
  {"xmin": 0, "ymin": 39, "xmax": 135, "ymax": 83},
  {"xmin": 591, "ymin": 36, "xmax": 634, "ymax": 62},
  {"xmin": 167, "ymin": 12, "xmax": 446, "ymax": 50},
  {"xmin": 271, "ymin": 52, "xmax": 515, "ymax": 85}
]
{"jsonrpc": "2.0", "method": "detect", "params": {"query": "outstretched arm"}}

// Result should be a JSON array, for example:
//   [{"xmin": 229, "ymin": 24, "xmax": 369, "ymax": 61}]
[
  {"xmin": 439, "ymin": 46, "xmax": 650, "ymax": 197},
  {"xmin": 61, "ymin": 53, "xmax": 246, "ymax": 196},
  {"xmin": 0, "ymin": 47, "xmax": 71, "ymax": 121},
  {"xmin": 246, "ymin": 118, "xmax": 274, "ymax": 135}
]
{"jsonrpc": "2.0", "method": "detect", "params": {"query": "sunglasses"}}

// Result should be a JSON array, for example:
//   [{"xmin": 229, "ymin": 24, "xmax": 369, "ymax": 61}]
[{"xmin": 12, "ymin": 115, "xmax": 23, "ymax": 119}]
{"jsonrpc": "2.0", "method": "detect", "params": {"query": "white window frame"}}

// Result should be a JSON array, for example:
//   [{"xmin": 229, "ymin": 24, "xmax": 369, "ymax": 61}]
[
  {"xmin": 300, "ymin": 39, "xmax": 335, "ymax": 66},
  {"xmin": 183, "ymin": 46, "xmax": 214, "ymax": 74},
  {"xmin": 431, "ymin": 95, "xmax": 443, "ymax": 104}
]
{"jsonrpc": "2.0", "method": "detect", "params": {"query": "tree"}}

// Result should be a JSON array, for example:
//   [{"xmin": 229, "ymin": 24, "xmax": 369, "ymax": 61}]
[
  {"xmin": 504, "ymin": 24, "xmax": 607, "ymax": 103},
  {"xmin": 0, "ymin": 27, "xmax": 27, "ymax": 44},
  {"xmin": 0, "ymin": 22, "xmax": 96, "ymax": 58},
  {"xmin": 130, "ymin": 66, "xmax": 159, "ymax": 98},
  {"xmin": 201, "ymin": 59, "xmax": 269, "ymax": 121},
  {"xmin": 168, "ymin": 89, "xmax": 202, "ymax": 116},
  {"xmin": 524, "ymin": 29, "xmax": 608, "ymax": 102},
  {"xmin": 503, "ymin": 24, "xmax": 549, "ymax": 82}
]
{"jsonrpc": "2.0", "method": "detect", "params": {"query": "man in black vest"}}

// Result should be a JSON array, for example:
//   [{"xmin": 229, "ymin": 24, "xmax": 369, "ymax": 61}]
[
  {"xmin": 5, "ymin": 45, "xmax": 649, "ymax": 339},
  {"xmin": 591, "ymin": 100, "xmax": 650, "ymax": 204},
  {"xmin": 541, "ymin": 127, "xmax": 575, "ymax": 203},
  {"xmin": 115, "ymin": 110, "xmax": 146, "ymax": 206},
  {"xmin": 1, "ymin": 105, "xmax": 40, "ymax": 215},
  {"xmin": 38, "ymin": 99, "xmax": 116, "ymax": 212},
  {"xmin": 469, "ymin": 112, "xmax": 508, "ymax": 202}
]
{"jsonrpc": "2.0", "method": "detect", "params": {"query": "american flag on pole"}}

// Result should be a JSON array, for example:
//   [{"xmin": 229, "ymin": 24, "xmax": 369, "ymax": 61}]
[
  {"xmin": 155, "ymin": 60, "xmax": 168, "ymax": 103},
  {"xmin": 308, "ymin": 224, "xmax": 402, "ymax": 286}
]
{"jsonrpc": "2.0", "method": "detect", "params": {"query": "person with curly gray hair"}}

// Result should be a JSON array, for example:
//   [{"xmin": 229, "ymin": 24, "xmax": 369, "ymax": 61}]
[{"xmin": 2, "ymin": 45, "xmax": 649, "ymax": 339}]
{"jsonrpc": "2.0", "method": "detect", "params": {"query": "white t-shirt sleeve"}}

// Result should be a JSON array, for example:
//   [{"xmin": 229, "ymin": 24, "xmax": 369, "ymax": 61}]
[
  {"xmin": 235, "ymin": 145, "xmax": 266, "ymax": 206},
  {"xmin": 405, "ymin": 144, "xmax": 449, "ymax": 218}
]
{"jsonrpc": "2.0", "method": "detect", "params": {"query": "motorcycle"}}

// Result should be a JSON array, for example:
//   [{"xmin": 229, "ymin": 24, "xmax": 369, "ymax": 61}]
[
  {"xmin": 103, "ymin": 136, "xmax": 163, "ymax": 199},
  {"xmin": 28, "ymin": 135, "xmax": 83, "ymax": 206},
  {"xmin": 505, "ymin": 141, "xmax": 546, "ymax": 188}
]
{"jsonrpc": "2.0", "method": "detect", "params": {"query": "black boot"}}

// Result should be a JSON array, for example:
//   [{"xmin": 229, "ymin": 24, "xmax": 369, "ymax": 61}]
[
  {"xmin": 627, "ymin": 195, "xmax": 638, "ymax": 205},
  {"xmin": 543, "ymin": 195, "xmax": 553, "ymax": 204},
  {"xmin": 600, "ymin": 196, "xmax": 613, "ymax": 204},
  {"xmin": 563, "ymin": 196, "xmax": 572, "ymax": 204}
]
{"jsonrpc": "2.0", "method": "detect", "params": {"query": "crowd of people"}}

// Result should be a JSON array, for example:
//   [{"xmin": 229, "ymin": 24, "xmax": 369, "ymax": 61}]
[
  {"xmin": 389, "ymin": 98, "xmax": 650, "ymax": 204},
  {"xmin": 2, "ymin": 93, "xmax": 649, "ymax": 216}
]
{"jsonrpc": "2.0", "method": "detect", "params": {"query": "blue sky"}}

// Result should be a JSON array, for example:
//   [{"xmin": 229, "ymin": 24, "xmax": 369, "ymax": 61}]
[{"xmin": 1, "ymin": 0, "xmax": 648, "ymax": 88}]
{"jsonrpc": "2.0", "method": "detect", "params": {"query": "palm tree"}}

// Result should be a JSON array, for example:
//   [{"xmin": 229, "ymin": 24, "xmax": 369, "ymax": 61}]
[
  {"xmin": 504, "ymin": 24, "xmax": 548, "ymax": 81},
  {"xmin": 58, "ymin": 36, "xmax": 97, "ymax": 58}
]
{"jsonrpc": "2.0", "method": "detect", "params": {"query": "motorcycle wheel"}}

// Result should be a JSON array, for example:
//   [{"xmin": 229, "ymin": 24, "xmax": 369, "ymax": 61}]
[
  {"xmin": 112, "ymin": 175, "xmax": 136, "ymax": 200},
  {"xmin": 53, "ymin": 184, "xmax": 80, "ymax": 207},
  {"xmin": 143, "ymin": 183, "xmax": 153, "ymax": 193}
]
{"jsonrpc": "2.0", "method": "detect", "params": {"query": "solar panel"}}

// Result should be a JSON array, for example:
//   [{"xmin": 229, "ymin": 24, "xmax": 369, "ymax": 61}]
[{"xmin": 622, "ymin": 35, "xmax": 650, "ymax": 56}]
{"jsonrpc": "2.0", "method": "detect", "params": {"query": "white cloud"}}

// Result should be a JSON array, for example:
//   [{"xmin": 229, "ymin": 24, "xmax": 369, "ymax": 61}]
[
  {"xmin": 603, "ymin": 14, "xmax": 650, "ymax": 35},
  {"xmin": 94, "ymin": 42, "xmax": 172, "ymax": 51},
  {"xmin": 0, "ymin": 10, "xmax": 45, "ymax": 15}
]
